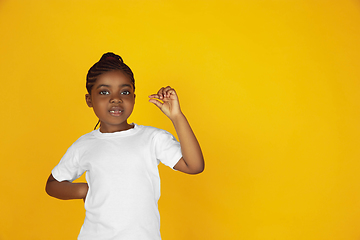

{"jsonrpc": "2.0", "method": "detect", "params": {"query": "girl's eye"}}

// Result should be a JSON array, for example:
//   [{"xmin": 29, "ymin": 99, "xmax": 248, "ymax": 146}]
[
  {"xmin": 99, "ymin": 90, "xmax": 109, "ymax": 95},
  {"xmin": 121, "ymin": 91, "xmax": 130, "ymax": 95}
]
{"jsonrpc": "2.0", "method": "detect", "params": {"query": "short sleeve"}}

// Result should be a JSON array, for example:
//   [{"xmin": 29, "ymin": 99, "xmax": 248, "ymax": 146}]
[
  {"xmin": 154, "ymin": 130, "xmax": 182, "ymax": 169},
  {"xmin": 51, "ymin": 143, "xmax": 85, "ymax": 182}
]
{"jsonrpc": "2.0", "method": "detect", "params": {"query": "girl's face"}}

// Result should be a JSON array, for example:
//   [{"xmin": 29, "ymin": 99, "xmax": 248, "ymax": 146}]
[{"xmin": 85, "ymin": 70, "xmax": 135, "ymax": 133}]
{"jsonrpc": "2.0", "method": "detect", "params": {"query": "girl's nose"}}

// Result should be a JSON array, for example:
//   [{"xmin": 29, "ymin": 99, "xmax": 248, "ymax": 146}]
[{"xmin": 110, "ymin": 95, "xmax": 122, "ymax": 103}]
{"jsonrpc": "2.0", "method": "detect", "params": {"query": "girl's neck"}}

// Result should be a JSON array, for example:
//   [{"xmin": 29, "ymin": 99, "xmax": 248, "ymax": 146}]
[{"xmin": 99, "ymin": 123, "xmax": 134, "ymax": 133}]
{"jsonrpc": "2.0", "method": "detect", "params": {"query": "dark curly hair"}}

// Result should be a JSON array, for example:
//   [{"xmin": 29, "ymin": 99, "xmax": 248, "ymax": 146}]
[{"xmin": 86, "ymin": 52, "xmax": 135, "ymax": 94}]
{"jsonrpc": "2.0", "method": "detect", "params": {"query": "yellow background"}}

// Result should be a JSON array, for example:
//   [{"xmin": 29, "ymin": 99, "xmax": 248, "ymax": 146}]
[{"xmin": 1, "ymin": 0, "xmax": 360, "ymax": 239}]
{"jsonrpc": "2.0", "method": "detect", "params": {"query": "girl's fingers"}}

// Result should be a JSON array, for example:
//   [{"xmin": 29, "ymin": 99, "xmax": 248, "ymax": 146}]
[
  {"xmin": 162, "ymin": 86, "xmax": 175, "ymax": 98},
  {"xmin": 148, "ymin": 94, "xmax": 159, "ymax": 99},
  {"xmin": 149, "ymin": 86, "xmax": 176, "ymax": 100},
  {"xmin": 157, "ymin": 87, "xmax": 167, "ymax": 99},
  {"xmin": 149, "ymin": 99, "xmax": 163, "ymax": 109}
]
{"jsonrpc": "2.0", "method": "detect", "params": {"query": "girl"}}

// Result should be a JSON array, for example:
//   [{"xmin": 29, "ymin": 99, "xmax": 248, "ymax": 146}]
[{"xmin": 45, "ymin": 52, "xmax": 204, "ymax": 240}]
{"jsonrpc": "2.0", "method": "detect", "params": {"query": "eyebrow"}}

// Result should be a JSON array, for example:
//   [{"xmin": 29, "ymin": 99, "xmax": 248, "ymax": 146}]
[
  {"xmin": 96, "ymin": 84, "xmax": 133, "ymax": 89},
  {"xmin": 96, "ymin": 84, "xmax": 110, "ymax": 89}
]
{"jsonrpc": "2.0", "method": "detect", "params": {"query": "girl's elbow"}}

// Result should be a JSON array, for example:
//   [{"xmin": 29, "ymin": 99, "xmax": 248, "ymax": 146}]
[
  {"xmin": 45, "ymin": 175, "xmax": 60, "ymax": 198},
  {"xmin": 197, "ymin": 166, "xmax": 205, "ymax": 174},
  {"xmin": 45, "ymin": 183, "xmax": 53, "ymax": 197},
  {"xmin": 189, "ymin": 164, "xmax": 205, "ymax": 175},
  {"xmin": 45, "ymin": 181, "xmax": 57, "ymax": 198}
]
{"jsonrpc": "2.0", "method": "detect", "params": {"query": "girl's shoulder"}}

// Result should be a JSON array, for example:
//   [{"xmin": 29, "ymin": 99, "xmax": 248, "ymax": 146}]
[
  {"xmin": 67, "ymin": 130, "xmax": 99, "ymax": 148},
  {"xmin": 136, "ymin": 124, "xmax": 170, "ymax": 136},
  {"xmin": 136, "ymin": 124, "xmax": 178, "ymax": 144}
]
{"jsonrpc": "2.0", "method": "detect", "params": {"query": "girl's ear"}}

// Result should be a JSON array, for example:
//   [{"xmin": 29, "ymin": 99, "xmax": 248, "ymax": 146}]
[{"xmin": 85, "ymin": 94, "xmax": 93, "ymax": 107}]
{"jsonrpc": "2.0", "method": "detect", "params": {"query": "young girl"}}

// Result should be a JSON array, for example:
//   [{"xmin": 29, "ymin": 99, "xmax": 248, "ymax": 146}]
[{"xmin": 45, "ymin": 52, "xmax": 204, "ymax": 240}]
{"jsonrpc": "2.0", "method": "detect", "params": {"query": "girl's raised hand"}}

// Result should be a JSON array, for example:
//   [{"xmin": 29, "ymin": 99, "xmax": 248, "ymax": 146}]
[
  {"xmin": 150, "ymin": 86, "xmax": 205, "ymax": 174},
  {"xmin": 148, "ymin": 86, "xmax": 182, "ymax": 120}
]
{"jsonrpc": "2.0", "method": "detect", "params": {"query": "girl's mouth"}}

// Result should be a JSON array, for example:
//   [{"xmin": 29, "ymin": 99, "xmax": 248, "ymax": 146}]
[{"xmin": 109, "ymin": 110, "xmax": 123, "ymax": 116}]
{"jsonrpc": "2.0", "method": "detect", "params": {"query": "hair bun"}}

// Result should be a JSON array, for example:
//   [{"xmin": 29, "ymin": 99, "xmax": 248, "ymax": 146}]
[
  {"xmin": 100, "ymin": 52, "xmax": 124, "ymax": 63},
  {"xmin": 86, "ymin": 52, "xmax": 135, "ymax": 94}
]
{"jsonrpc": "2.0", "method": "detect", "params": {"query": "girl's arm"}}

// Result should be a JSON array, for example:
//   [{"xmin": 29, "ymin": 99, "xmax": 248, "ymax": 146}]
[
  {"xmin": 149, "ymin": 86, "xmax": 204, "ymax": 174},
  {"xmin": 46, "ymin": 174, "xmax": 88, "ymax": 200}
]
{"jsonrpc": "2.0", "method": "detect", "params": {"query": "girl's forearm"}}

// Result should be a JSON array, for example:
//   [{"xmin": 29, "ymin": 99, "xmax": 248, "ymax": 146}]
[
  {"xmin": 46, "ymin": 174, "xmax": 88, "ymax": 200},
  {"xmin": 171, "ymin": 113, "xmax": 204, "ymax": 174}
]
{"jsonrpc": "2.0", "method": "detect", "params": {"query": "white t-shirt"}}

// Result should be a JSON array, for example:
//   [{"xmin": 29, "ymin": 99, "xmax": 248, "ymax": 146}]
[{"xmin": 52, "ymin": 124, "xmax": 182, "ymax": 240}]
